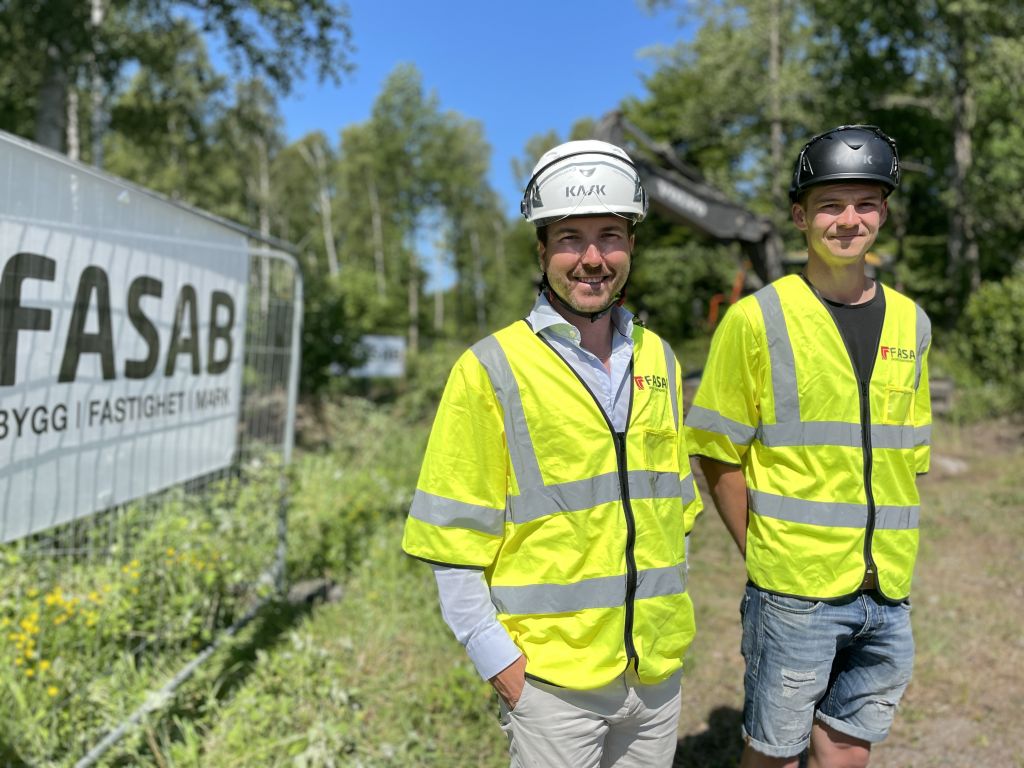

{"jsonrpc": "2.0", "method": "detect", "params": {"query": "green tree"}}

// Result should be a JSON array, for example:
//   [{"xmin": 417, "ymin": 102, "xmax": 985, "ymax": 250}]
[
  {"xmin": 219, "ymin": 79, "xmax": 287, "ymax": 232},
  {"xmin": 272, "ymin": 131, "xmax": 341, "ymax": 275},
  {"xmin": 803, "ymin": 0, "xmax": 1024, "ymax": 320},
  {"xmin": 638, "ymin": 0, "xmax": 813, "ymax": 219},
  {"xmin": 103, "ymin": 21, "xmax": 232, "ymax": 208},
  {"xmin": 0, "ymin": 0, "xmax": 354, "ymax": 153},
  {"xmin": 331, "ymin": 64, "xmax": 510, "ymax": 357},
  {"xmin": 431, "ymin": 117, "xmax": 509, "ymax": 336}
]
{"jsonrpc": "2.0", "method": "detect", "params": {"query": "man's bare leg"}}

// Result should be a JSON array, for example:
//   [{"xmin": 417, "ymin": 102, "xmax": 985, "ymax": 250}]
[
  {"xmin": 739, "ymin": 744, "xmax": 801, "ymax": 768},
  {"xmin": 807, "ymin": 722, "xmax": 870, "ymax": 768}
]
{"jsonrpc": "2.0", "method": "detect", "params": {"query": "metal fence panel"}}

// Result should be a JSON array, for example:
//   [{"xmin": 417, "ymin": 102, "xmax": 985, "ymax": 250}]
[{"xmin": 0, "ymin": 133, "xmax": 301, "ymax": 765}]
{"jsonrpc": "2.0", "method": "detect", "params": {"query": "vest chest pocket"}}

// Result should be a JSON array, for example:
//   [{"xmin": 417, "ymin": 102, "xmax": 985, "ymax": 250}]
[
  {"xmin": 883, "ymin": 386, "xmax": 914, "ymax": 425},
  {"xmin": 643, "ymin": 429, "xmax": 678, "ymax": 472}
]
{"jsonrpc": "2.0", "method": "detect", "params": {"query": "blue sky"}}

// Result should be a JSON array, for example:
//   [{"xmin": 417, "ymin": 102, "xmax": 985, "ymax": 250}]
[{"xmin": 279, "ymin": 1, "xmax": 695, "ymax": 221}]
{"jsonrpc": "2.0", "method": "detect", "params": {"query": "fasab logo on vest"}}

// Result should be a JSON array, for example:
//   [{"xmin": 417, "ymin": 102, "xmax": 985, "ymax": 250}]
[
  {"xmin": 634, "ymin": 374, "xmax": 668, "ymax": 392},
  {"xmin": 879, "ymin": 345, "xmax": 916, "ymax": 362}
]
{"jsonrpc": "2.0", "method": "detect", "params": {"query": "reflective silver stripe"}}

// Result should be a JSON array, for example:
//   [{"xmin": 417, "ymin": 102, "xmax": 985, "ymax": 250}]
[
  {"xmin": 409, "ymin": 489, "xmax": 504, "ymax": 536},
  {"xmin": 512, "ymin": 472, "xmax": 619, "ymax": 524},
  {"xmin": 687, "ymin": 404, "xmax": 757, "ymax": 445},
  {"xmin": 756, "ymin": 421, "xmax": 916, "ymax": 449},
  {"xmin": 759, "ymin": 420, "xmax": 860, "ymax": 447},
  {"xmin": 630, "ymin": 469, "xmax": 692, "ymax": 503},
  {"xmin": 755, "ymin": 285, "xmax": 800, "ymax": 423},
  {"xmin": 750, "ymin": 488, "xmax": 867, "ymax": 528},
  {"xmin": 872, "ymin": 424, "xmax": 916, "ymax": 450},
  {"xmin": 491, "ymin": 564, "xmax": 687, "ymax": 616},
  {"xmin": 471, "ymin": 335, "xmax": 544, "ymax": 492},
  {"xmin": 511, "ymin": 470, "xmax": 690, "ymax": 525},
  {"xmin": 662, "ymin": 337, "xmax": 679, "ymax": 430},
  {"xmin": 750, "ymin": 489, "xmax": 917, "ymax": 530},
  {"xmin": 915, "ymin": 303, "xmax": 931, "ymax": 390},
  {"xmin": 636, "ymin": 562, "xmax": 688, "ymax": 600},
  {"xmin": 914, "ymin": 424, "xmax": 931, "ymax": 447},
  {"xmin": 875, "ymin": 505, "xmax": 920, "ymax": 530}
]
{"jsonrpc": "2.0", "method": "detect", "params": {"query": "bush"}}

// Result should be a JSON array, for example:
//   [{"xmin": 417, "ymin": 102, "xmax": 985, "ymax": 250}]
[
  {"xmin": 949, "ymin": 272, "xmax": 1024, "ymax": 418},
  {"xmin": 288, "ymin": 397, "xmax": 429, "ymax": 582}
]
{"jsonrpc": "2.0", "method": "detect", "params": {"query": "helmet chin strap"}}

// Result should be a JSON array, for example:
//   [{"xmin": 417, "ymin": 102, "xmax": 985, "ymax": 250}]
[{"xmin": 540, "ymin": 273, "xmax": 627, "ymax": 323}]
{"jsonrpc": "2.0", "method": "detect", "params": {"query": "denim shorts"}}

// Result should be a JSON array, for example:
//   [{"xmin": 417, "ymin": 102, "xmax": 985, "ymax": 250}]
[{"xmin": 740, "ymin": 584, "xmax": 915, "ymax": 759}]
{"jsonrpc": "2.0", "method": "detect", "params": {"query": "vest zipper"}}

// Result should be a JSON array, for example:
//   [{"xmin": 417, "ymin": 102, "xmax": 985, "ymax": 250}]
[
  {"xmin": 812, "ymin": 288, "xmax": 882, "ymax": 592},
  {"xmin": 614, "ymin": 429, "xmax": 640, "ymax": 666},
  {"xmin": 536, "ymin": 334, "xmax": 640, "ymax": 669},
  {"xmin": 858, "ymin": 378, "xmax": 879, "ymax": 588}
]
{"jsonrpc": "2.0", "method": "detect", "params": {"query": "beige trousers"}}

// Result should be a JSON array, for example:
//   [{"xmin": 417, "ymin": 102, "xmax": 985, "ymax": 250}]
[{"xmin": 498, "ymin": 668, "xmax": 683, "ymax": 768}]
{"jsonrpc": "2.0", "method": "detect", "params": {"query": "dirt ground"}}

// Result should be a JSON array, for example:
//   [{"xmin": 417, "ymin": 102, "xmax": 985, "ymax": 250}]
[{"xmin": 672, "ymin": 418, "xmax": 1024, "ymax": 768}]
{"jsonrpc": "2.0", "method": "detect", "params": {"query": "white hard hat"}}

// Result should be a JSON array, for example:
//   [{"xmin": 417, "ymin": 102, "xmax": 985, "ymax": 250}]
[{"xmin": 520, "ymin": 139, "xmax": 648, "ymax": 227}]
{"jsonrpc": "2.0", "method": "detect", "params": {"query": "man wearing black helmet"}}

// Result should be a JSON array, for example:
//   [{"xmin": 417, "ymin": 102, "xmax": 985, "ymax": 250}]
[
  {"xmin": 686, "ymin": 126, "xmax": 932, "ymax": 768},
  {"xmin": 403, "ymin": 139, "xmax": 704, "ymax": 767}
]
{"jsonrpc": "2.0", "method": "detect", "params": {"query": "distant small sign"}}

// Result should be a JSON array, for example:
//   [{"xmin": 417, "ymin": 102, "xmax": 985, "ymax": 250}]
[{"xmin": 347, "ymin": 335, "xmax": 406, "ymax": 379}]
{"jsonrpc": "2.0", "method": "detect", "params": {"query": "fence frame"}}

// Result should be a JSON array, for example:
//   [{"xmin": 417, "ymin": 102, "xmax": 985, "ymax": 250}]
[{"xmin": 0, "ymin": 130, "xmax": 305, "ymax": 765}]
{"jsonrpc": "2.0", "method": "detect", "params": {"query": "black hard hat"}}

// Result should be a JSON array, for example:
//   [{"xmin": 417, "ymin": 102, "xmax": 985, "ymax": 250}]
[{"xmin": 789, "ymin": 125, "xmax": 900, "ymax": 203}]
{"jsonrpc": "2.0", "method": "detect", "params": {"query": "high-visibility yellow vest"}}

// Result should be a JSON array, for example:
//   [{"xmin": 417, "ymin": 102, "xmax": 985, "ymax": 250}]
[
  {"xmin": 403, "ymin": 320, "xmax": 702, "ymax": 689},
  {"xmin": 686, "ymin": 275, "xmax": 932, "ymax": 601}
]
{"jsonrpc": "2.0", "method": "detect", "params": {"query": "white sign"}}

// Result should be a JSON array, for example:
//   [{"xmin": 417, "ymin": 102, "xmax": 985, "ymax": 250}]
[
  {"xmin": 0, "ymin": 133, "xmax": 248, "ymax": 542},
  {"xmin": 347, "ymin": 335, "xmax": 406, "ymax": 379}
]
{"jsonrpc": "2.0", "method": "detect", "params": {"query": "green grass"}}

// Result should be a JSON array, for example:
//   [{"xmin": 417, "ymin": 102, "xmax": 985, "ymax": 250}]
[{"xmin": 190, "ymin": 521, "xmax": 506, "ymax": 768}]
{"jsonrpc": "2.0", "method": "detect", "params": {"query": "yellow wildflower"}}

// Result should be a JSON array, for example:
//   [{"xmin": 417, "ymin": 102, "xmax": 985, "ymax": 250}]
[{"xmin": 47, "ymin": 686, "xmax": 58, "ymax": 697}]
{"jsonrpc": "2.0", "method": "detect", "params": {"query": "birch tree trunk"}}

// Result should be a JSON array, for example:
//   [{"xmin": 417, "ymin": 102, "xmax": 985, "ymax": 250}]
[
  {"xmin": 768, "ymin": 0, "xmax": 784, "ymax": 205},
  {"xmin": 946, "ymin": 18, "xmax": 980, "ymax": 313},
  {"xmin": 90, "ymin": 0, "xmax": 105, "ymax": 168},
  {"xmin": 368, "ymin": 175, "xmax": 387, "ymax": 295},
  {"xmin": 299, "ymin": 141, "xmax": 340, "ymax": 275},
  {"xmin": 471, "ymin": 228, "xmax": 486, "ymax": 332},
  {"xmin": 36, "ymin": 45, "xmax": 67, "ymax": 152},
  {"xmin": 434, "ymin": 287, "xmax": 444, "ymax": 332},
  {"xmin": 408, "ymin": 226, "xmax": 419, "ymax": 356},
  {"xmin": 66, "ymin": 88, "xmax": 80, "ymax": 161},
  {"xmin": 257, "ymin": 136, "xmax": 272, "ymax": 314},
  {"xmin": 493, "ymin": 219, "xmax": 506, "ymax": 285}
]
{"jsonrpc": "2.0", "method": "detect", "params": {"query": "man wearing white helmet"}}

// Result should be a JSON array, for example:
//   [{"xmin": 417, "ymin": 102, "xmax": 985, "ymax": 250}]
[{"xmin": 403, "ymin": 139, "xmax": 704, "ymax": 767}]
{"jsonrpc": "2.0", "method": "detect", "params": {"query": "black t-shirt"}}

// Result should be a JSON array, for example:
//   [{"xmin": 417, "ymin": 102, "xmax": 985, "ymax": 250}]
[
  {"xmin": 809, "ymin": 278, "xmax": 886, "ymax": 387},
  {"xmin": 808, "ymin": 278, "xmax": 888, "ymax": 593}
]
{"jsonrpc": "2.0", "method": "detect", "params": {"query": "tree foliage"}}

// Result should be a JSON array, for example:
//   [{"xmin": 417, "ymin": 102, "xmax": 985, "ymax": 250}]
[
  {"xmin": 0, "ymin": 0, "xmax": 354, "ymax": 151},
  {"xmin": 631, "ymin": 0, "xmax": 1024, "ymax": 333}
]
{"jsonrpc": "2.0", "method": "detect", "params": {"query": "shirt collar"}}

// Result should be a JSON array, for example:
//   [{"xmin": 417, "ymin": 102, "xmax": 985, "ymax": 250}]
[{"xmin": 527, "ymin": 293, "xmax": 635, "ymax": 344}]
